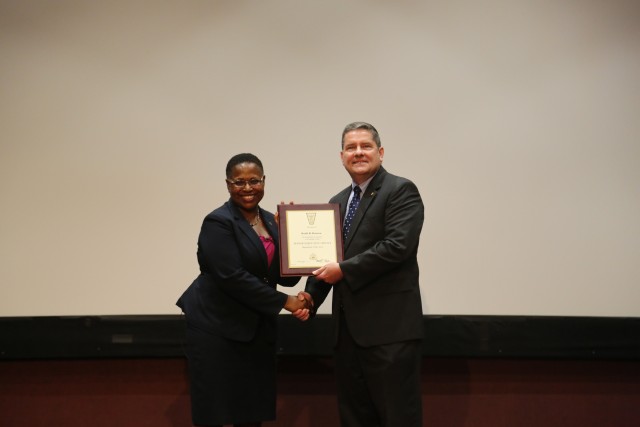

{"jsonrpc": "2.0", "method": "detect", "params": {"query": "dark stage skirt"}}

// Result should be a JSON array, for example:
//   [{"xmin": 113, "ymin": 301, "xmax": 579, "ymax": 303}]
[{"xmin": 185, "ymin": 323, "xmax": 277, "ymax": 426}]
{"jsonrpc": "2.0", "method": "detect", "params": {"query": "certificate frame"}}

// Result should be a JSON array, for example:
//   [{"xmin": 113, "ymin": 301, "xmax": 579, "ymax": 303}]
[{"xmin": 277, "ymin": 203, "xmax": 343, "ymax": 276}]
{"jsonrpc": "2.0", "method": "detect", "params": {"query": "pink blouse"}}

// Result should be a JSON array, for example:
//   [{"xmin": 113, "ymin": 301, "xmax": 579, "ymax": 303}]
[{"xmin": 260, "ymin": 235, "xmax": 275, "ymax": 266}]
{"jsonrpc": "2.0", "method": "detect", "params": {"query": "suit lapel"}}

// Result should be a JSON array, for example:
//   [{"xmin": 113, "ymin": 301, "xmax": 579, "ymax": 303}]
[
  {"xmin": 227, "ymin": 201, "xmax": 269, "ymax": 269},
  {"xmin": 343, "ymin": 168, "xmax": 386, "ymax": 250},
  {"xmin": 263, "ymin": 213, "xmax": 278, "ymax": 243}
]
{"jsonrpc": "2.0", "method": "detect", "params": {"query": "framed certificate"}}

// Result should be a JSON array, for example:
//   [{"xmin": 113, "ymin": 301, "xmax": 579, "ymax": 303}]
[{"xmin": 277, "ymin": 203, "xmax": 343, "ymax": 276}]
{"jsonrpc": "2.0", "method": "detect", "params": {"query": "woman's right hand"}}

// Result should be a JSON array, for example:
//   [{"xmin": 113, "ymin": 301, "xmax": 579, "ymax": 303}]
[{"xmin": 284, "ymin": 293, "xmax": 311, "ymax": 321}]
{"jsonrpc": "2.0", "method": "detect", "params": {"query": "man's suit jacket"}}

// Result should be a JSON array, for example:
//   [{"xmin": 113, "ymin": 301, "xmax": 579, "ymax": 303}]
[
  {"xmin": 306, "ymin": 166, "xmax": 424, "ymax": 347},
  {"xmin": 177, "ymin": 200, "xmax": 300, "ymax": 343}
]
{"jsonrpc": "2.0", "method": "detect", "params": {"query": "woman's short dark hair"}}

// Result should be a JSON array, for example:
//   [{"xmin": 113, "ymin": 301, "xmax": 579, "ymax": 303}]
[
  {"xmin": 341, "ymin": 122, "xmax": 381, "ymax": 148},
  {"xmin": 226, "ymin": 153, "xmax": 264, "ymax": 178}
]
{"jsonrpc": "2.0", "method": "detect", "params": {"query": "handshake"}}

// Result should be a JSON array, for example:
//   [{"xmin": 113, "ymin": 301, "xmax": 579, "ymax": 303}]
[{"xmin": 284, "ymin": 291, "xmax": 315, "ymax": 321}]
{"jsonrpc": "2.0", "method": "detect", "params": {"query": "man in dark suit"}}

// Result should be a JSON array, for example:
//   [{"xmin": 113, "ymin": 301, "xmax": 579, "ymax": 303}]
[{"xmin": 298, "ymin": 122, "xmax": 425, "ymax": 427}]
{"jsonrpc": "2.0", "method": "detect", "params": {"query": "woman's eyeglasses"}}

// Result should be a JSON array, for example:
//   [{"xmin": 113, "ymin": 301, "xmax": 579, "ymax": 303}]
[{"xmin": 226, "ymin": 177, "xmax": 265, "ymax": 189}]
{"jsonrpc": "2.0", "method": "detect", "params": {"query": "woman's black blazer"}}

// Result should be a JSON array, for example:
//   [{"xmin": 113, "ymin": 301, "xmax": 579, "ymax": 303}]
[{"xmin": 177, "ymin": 200, "xmax": 300, "ymax": 342}]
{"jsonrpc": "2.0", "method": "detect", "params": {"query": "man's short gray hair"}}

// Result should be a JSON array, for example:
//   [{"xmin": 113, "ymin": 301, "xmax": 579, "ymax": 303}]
[{"xmin": 341, "ymin": 122, "xmax": 381, "ymax": 148}]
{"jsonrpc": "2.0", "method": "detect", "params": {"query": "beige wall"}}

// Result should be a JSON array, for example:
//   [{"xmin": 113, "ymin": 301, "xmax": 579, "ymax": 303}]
[{"xmin": 1, "ymin": 1, "xmax": 639, "ymax": 316}]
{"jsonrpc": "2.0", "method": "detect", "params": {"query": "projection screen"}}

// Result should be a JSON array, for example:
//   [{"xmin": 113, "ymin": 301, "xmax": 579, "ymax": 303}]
[{"xmin": 1, "ymin": 1, "xmax": 639, "ymax": 317}]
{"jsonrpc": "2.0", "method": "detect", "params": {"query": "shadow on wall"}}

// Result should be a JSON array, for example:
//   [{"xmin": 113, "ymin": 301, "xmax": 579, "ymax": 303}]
[
  {"xmin": 164, "ymin": 359, "xmax": 192, "ymax": 427},
  {"xmin": 266, "ymin": 357, "xmax": 471, "ymax": 427},
  {"xmin": 423, "ymin": 359, "xmax": 471, "ymax": 427}
]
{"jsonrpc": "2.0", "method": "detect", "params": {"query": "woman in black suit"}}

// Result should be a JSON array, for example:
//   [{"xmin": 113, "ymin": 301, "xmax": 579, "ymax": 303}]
[{"xmin": 177, "ymin": 153, "xmax": 309, "ymax": 427}]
